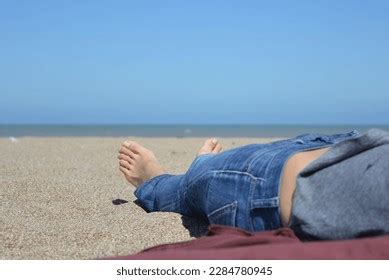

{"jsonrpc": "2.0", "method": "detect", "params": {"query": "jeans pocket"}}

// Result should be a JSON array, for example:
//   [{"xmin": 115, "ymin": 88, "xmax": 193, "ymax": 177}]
[
  {"xmin": 250, "ymin": 198, "xmax": 281, "ymax": 231},
  {"xmin": 207, "ymin": 201, "xmax": 238, "ymax": 227}
]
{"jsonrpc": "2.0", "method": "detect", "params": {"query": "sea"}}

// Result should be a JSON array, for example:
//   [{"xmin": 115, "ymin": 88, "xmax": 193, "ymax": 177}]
[{"xmin": 1, "ymin": 124, "xmax": 388, "ymax": 138}]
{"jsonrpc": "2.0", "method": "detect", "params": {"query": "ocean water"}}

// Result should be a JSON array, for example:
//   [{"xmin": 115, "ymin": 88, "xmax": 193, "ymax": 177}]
[{"xmin": 1, "ymin": 124, "xmax": 388, "ymax": 138}]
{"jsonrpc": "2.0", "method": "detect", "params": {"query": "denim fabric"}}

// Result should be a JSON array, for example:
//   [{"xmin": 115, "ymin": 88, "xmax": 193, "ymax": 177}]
[{"xmin": 134, "ymin": 130, "xmax": 360, "ymax": 232}]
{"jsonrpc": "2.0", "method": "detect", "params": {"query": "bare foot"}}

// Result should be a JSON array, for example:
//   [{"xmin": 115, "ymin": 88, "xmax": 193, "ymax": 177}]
[
  {"xmin": 118, "ymin": 141, "xmax": 166, "ymax": 187},
  {"xmin": 197, "ymin": 138, "xmax": 223, "ymax": 156}
]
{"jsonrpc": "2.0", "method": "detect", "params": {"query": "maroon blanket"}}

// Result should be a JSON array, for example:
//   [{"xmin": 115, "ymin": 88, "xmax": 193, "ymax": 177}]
[{"xmin": 105, "ymin": 225, "xmax": 389, "ymax": 260}]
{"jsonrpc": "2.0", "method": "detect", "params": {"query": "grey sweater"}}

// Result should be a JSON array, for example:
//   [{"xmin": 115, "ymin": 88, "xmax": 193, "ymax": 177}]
[{"xmin": 289, "ymin": 128, "xmax": 389, "ymax": 240}]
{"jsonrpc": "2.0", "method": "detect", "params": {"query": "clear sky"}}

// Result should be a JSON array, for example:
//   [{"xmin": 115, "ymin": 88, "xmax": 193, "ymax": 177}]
[{"xmin": 1, "ymin": 0, "xmax": 388, "ymax": 124}]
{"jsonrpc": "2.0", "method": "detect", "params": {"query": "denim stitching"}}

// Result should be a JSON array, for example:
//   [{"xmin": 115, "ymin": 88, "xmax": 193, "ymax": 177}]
[
  {"xmin": 209, "ymin": 170, "xmax": 266, "ymax": 181},
  {"xmin": 246, "ymin": 150, "xmax": 268, "ymax": 172},
  {"xmin": 207, "ymin": 200, "xmax": 238, "ymax": 219}
]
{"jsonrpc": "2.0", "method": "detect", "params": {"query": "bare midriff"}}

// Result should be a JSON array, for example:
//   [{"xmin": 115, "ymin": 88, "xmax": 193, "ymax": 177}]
[{"xmin": 279, "ymin": 147, "xmax": 331, "ymax": 227}]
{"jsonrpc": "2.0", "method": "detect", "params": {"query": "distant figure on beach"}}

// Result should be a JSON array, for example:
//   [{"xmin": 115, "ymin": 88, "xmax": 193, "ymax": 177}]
[{"xmin": 118, "ymin": 129, "xmax": 389, "ymax": 241}]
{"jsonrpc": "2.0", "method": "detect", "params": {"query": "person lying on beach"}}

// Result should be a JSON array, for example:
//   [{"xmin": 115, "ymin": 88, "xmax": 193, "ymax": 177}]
[{"xmin": 118, "ymin": 129, "xmax": 389, "ymax": 241}]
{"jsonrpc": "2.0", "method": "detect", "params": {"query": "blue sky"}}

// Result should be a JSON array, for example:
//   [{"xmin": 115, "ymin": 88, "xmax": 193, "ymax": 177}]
[{"xmin": 1, "ymin": 0, "xmax": 388, "ymax": 124}]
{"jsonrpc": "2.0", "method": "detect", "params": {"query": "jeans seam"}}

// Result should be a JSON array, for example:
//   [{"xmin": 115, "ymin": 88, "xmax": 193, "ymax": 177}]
[
  {"xmin": 248, "ymin": 179, "xmax": 257, "ymax": 231},
  {"xmin": 183, "ymin": 171, "xmax": 213, "ymax": 217},
  {"xmin": 246, "ymin": 150, "xmax": 269, "ymax": 171},
  {"xmin": 208, "ymin": 170, "xmax": 266, "ymax": 181},
  {"xmin": 207, "ymin": 200, "xmax": 238, "ymax": 219}
]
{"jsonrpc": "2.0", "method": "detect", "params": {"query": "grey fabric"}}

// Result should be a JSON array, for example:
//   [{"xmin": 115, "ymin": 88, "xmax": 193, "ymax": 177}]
[{"xmin": 290, "ymin": 128, "xmax": 389, "ymax": 240}]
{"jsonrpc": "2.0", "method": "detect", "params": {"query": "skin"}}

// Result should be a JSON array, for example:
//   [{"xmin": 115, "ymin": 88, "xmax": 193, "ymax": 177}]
[
  {"xmin": 118, "ymin": 138, "xmax": 329, "ymax": 228},
  {"xmin": 117, "ymin": 138, "xmax": 222, "ymax": 187},
  {"xmin": 279, "ymin": 147, "xmax": 331, "ymax": 226}
]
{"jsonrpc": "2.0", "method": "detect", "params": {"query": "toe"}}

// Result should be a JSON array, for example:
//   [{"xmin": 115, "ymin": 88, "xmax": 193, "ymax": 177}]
[
  {"xmin": 119, "ymin": 166, "xmax": 130, "ymax": 176},
  {"xmin": 212, "ymin": 143, "xmax": 223, "ymax": 153},
  {"xmin": 197, "ymin": 138, "xmax": 218, "ymax": 155},
  {"xmin": 118, "ymin": 154, "xmax": 134, "ymax": 164},
  {"xmin": 204, "ymin": 138, "xmax": 218, "ymax": 149},
  {"xmin": 124, "ymin": 141, "xmax": 145, "ymax": 153},
  {"xmin": 119, "ymin": 166, "xmax": 138, "ymax": 186},
  {"xmin": 119, "ymin": 146, "xmax": 137, "ymax": 159},
  {"xmin": 119, "ymin": 160, "xmax": 132, "ymax": 170}
]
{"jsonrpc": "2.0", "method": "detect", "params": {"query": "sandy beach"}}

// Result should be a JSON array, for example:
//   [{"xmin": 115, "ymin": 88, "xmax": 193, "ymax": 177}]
[{"xmin": 0, "ymin": 136, "xmax": 279, "ymax": 259}]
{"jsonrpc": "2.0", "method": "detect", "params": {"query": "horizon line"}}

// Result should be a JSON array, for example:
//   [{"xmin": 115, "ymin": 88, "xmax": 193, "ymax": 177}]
[{"xmin": 1, "ymin": 123, "xmax": 389, "ymax": 126}]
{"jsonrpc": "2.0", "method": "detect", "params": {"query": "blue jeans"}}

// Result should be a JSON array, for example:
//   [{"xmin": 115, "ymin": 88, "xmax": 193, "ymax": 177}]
[{"xmin": 134, "ymin": 130, "xmax": 360, "ymax": 232}]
